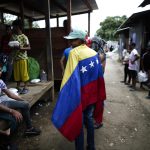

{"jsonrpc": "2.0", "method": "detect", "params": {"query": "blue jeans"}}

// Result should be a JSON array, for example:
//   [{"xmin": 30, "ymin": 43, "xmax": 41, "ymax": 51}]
[
  {"xmin": 75, "ymin": 104, "xmax": 95, "ymax": 150},
  {"xmin": 0, "ymin": 97, "xmax": 32, "ymax": 130},
  {"xmin": 0, "ymin": 112, "xmax": 17, "ymax": 133}
]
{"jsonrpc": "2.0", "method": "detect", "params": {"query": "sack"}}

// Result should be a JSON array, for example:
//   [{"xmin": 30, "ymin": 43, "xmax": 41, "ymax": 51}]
[
  {"xmin": 138, "ymin": 71, "xmax": 148, "ymax": 82},
  {"xmin": 27, "ymin": 57, "xmax": 40, "ymax": 80}
]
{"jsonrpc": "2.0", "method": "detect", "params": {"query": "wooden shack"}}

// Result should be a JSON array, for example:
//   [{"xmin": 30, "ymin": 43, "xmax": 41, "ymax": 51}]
[
  {"xmin": 0, "ymin": 0, "xmax": 98, "ymax": 130},
  {"xmin": 116, "ymin": 10, "xmax": 150, "ymax": 59}
]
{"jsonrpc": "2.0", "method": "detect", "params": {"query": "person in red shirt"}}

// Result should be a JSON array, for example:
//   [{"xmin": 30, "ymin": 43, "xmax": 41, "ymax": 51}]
[{"xmin": 85, "ymin": 34, "xmax": 92, "ymax": 47}]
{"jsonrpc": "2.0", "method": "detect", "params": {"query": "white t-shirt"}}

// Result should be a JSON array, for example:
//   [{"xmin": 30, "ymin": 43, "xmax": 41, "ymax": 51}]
[
  {"xmin": 122, "ymin": 49, "xmax": 130, "ymax": 62},
  {"xmin": 128, "ymin": 49, "xmax": 139, "ymax": 71}
]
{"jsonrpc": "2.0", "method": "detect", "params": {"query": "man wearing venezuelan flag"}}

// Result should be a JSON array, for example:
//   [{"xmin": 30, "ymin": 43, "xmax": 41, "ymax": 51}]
[{"xmin": 51, "ymin": 29, "xmax": 106, "ymax": 150}]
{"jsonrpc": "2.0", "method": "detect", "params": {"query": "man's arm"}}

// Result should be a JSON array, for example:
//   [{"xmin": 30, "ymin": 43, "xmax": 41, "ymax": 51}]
[
  {"xmin": 99, "ymin": 53, "xmax": 106, "ymax": 73},
  {"xmin": 60, "ymin": 55, "xmax": 65, "ymax": 76},
  {"xmin": 2, "ymin": 88, "xmax": 24, "ymax": 101},
  {"xmin": 20, "ymin": 35, "xmax": 31, "ymax": 51},
  {"xmin": 20, "ymin": 44, "xmax": 31, "ymax": 51},
  {"xmin": 131, "ymin": 54, "xmax": 140, "ymax": 64},
  {"xmin": 0, "ymin": 104, "xmax": 23, "ymax": 122}
]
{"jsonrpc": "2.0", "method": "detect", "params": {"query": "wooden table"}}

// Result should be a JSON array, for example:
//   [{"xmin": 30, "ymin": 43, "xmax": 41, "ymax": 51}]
[{"xmin": 0, "ymin": 81, "xmax": 54, "ymax": 130}]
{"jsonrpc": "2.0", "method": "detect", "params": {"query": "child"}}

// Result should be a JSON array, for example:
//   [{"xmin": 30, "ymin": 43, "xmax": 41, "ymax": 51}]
[{"xmin": 11, "ymin": 19, "xmax": 30, "ymax": 94}]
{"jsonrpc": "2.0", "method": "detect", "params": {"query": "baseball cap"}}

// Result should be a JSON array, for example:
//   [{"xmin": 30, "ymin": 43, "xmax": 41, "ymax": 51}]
[{"xmin": 64, "ymin": 29, "xmax": 87, "ymax": 40}]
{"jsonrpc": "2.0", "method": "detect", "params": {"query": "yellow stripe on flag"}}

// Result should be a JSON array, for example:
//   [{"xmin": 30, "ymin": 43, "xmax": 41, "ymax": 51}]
[{"xmin": 60, "ymin": 44, "xmax": 97, "ymax": 89}]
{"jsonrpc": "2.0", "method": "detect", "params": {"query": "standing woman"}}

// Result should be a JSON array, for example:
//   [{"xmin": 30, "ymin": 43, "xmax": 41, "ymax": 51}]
[{"xmin": 11, "ymin": 19, "xmax": 30, "ymax": 94}]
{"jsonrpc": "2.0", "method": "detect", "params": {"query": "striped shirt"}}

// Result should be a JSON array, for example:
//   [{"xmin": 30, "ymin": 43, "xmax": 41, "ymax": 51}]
[{"xmin": 0, "ymin": 79, "xmax": 7, "ymax": 102}]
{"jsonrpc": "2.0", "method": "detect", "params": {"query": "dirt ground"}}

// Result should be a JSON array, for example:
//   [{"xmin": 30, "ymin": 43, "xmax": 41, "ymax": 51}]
[{"xmin": 9, "ymin": 54, "xmax": 150, "ymax": 150}]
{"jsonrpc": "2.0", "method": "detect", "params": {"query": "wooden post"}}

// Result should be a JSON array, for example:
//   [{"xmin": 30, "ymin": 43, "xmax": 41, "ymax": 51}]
[
  {"xmin": 29, "ymin": 19, "xmax": 33, "ymax": 29},
  {"xmin": 45, "ymin": 0, "xmax": 54, "ymax": 101},
  {"xmin": 88, "ymin": 12, "xmax": 91, "ymax": 36},
  {"xmin": 0, "ymin": 12, "xmax": 4, "ymax": 24},
  {"xmin": 67, "ymin": 0, "xmax": 71, "ymax": 34},
  {"xmin": 56, "ymin": 14, "xmax": 59, "ymax": 27}
]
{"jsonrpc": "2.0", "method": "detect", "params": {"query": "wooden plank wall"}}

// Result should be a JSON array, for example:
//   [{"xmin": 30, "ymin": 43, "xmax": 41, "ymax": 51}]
[
  {"xmin": 25, "ymin": 27, "xmax": 67, "ymax": 81},
  {"xmin": 51, "ymin": 27, "xmax": 67, "ymax": 80},
  {"xmin": 25, "ymin": 28, "xmax": 47, "ymax": 72},
  {"xmin": 0, "ymin": 26, "xmax": 67, "ymax": 80}
]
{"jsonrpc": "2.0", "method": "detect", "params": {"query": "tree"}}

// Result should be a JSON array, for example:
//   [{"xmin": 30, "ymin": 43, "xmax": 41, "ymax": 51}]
[
  {"xmin": 3, "ymin": 13, "xmax": 39, "ymax": 28},
  {"xmin": 3, "ymin": 13, "xmax": 17, "ymax": 25},
  {"xmin": 96, "ymin": 15, "xmax": 127, "ymax": 41}
]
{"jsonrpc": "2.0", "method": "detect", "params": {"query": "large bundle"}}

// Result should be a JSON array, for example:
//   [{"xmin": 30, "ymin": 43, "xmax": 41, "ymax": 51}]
[{"xmin": 27, "ymin": 57, "xmax": 40, "ymax": 80}]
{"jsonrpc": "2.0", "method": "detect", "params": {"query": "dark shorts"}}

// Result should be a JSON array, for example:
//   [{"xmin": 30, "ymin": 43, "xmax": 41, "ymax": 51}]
[{"xmin": 130, "ymin": 70, "xmax": 137, "ymax": 79}]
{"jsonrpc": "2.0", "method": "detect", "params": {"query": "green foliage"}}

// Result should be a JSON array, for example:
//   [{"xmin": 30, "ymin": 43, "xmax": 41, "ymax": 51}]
[
  {"xmin": 32, "ymin": 22, "xmax": 40, "ymax": 28},
  {"xmin": 3, "ymin": 13, "xmax": 39, "ymax": 28},
  {"xmin": 96, "ymin": 15, "xmax": 127, "ymax": 41},
  {"xmin": 3, "ymin": 13, "xmax": 17, "ymax": 25}
]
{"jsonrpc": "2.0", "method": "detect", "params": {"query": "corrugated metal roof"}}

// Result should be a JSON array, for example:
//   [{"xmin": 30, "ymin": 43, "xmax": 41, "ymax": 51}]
[
  {"xmin": 118, "ymin": 9, "xmax": 150, "ymax": 29},
  {"xmin": 139, "ymin": 0, "xmax": 150, "ymax": 7},
  {"xmin": 115, "ymin": 27, "xmax": 130, "ymax": 35}
]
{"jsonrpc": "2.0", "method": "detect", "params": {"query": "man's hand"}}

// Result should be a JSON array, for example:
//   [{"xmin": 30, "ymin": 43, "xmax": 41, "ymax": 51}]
[{"xmin": 10, "ymin": 109, "xmax": 23, "ymax": 122}]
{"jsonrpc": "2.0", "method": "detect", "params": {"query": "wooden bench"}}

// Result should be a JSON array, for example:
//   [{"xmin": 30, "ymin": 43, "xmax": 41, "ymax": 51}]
[{"xmin": 0, "ymin": 81, "xmax": 54, "ymax": 130}]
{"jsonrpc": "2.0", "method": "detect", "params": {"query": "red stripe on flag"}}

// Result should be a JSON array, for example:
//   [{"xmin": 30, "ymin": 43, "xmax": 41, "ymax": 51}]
[
  {"xmin": 81, "ymin": 77, "xmax": 106, "ymax": 124},
  {"xmin": 81, "ymin": 77, "xmax": 106, "ymax": 110},
  {"xmin": 59, "ymin": 104, "xmax": 82, "ymax": 141}
]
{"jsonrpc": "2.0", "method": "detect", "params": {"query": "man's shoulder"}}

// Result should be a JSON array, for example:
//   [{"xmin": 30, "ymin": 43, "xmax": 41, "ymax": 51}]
[
  {"xmin": 133, "ymin": 48, "xmax": 138, "ymax": 52},
  {"xmin": 72, "ymin": 45, "xmax": 97, "ymax": 59},
  {"xmin": 0, "ymin": 79, "xmax": 6, "ymax": 88},
  {"xmin": 64, "ymin": 47, "xmax": 72, "ymax": 52},
  {"xmin": 0, "ymin": 79, "xmax": 4, "ymax": 83}
]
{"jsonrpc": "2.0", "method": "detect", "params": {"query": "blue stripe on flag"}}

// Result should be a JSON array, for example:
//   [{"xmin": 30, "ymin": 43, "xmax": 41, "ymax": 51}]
[
  {"xmin": 52, "ymin": 66, "xmax": 81, "ymax": 128},
  {"xmin": 79, "ymin": 54, "xmax": 103, "ymax": 87}
]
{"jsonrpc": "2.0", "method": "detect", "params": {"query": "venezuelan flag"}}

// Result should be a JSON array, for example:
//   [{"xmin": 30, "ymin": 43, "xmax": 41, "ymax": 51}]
[{"xmin": 51, "ymin": 45, "xmax": 106, "ymax": 141}]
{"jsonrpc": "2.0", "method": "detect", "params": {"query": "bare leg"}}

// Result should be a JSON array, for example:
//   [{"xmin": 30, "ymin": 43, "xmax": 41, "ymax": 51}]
[
  {"xmin": 17, "ymin": 81, "xmax": 21, "ymax": 89},
  {"xmin": 24, "ymin": 81, "xmax": 28, "ymax": 89},
  {"xmin": 0, "ymin": 128, "xmax": 10, "ymax": 136}
]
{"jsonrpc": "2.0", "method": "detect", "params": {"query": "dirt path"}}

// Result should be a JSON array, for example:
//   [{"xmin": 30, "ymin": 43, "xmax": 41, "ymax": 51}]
[{"xmin": 14, "ymin": 55, "xmax": 150, "ymax": 150}]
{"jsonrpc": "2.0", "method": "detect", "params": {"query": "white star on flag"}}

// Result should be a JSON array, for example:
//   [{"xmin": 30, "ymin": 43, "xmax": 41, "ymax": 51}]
[
  {"xmin": 80, "ymin": 66, "xmax": 87, "ymax": 73},
  {"xmin": 96, "ymin": 59, "xmax": 99, "ymax": 64},
  {"xmin": 89, "ymin": 61, "xmax": 94, "ymax": 68}
]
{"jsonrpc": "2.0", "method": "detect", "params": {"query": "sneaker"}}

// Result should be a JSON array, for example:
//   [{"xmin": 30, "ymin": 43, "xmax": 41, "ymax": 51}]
[
  {"xmin": 24, "ymin": 127, "xmax": 41, "ymax": 136},
  {"xmin": 146, "ymin": 95, "xmax": 150, "ymax": 99},
  {"xmin": 94, "ymin": 123, "xmax": 103, "ymax": 129},
  {"xmin": 128, "ymin": 85, "xmax": 133, "ymax": 88},
  {"xmin": 129, "ymin": 87, "xmax": 136, "ymax": 91}
]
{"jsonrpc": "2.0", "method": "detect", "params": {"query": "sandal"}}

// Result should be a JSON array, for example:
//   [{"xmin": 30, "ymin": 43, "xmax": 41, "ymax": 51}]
[
  {"xmin": 16, "ymin": 88, "xmax": 22, "ymax": 94},
  {"xmin": 20, "ymin": 88, "xmax": 29, "ymax": 94}
]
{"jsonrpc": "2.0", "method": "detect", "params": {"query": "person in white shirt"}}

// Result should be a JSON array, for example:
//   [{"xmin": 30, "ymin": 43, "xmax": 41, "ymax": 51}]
[
  {"xmin": 121, "ymin": 45, "xmax": 131, "ymax": 84},
  {"xmin": 128, "ymin": 43, "xmax": 140, "ymax": 90}
]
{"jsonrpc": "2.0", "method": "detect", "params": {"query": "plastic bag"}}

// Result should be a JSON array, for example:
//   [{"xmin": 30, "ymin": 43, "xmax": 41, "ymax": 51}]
[
  {"xmin": 138, "ymin": 71, "xmax": 148, "ymax": 82},
  {"xmin": 27, "ymin": 57, "xmax": 40, "ymax": 80}
]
